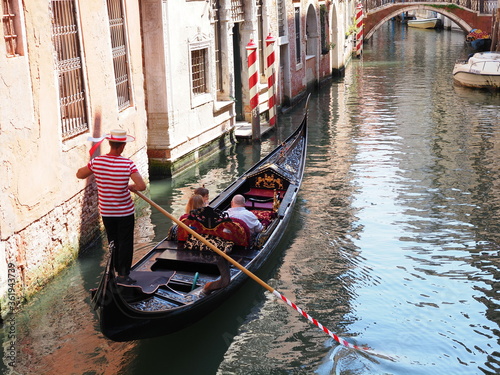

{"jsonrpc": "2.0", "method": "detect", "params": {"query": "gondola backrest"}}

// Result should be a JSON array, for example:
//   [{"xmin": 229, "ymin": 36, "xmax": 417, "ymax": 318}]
[
  {"xmin": 177, "ymin": 215, "xmax": 251, "ymax": 247},
  {"xmin": 242, "ymin": 168, "xmax": 288, "ymax": 211},
  {"xmin": 245, "ymin": 168, "xmax": 290, "ymax": 192}
]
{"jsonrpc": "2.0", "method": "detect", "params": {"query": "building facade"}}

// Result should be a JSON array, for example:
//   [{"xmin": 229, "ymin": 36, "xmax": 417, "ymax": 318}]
[
  {"xmin": 0, "ymin": 0, "xmax": 358, "ymax": 316},
  {"xmin": 0, "ymin": 0, "xmax": 150, "ymax": 314},
  {"xmin": 143, "ymin": 0, "xmax": 358, "ymax": 178}
]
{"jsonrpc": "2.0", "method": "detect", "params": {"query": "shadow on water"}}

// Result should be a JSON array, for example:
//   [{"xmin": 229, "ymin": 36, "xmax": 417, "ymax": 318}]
[
  {"xmin": 127, "ymin": 116, "xmax": 307, "ymax": 374},
  {"xmin": 127, "ymin": 207, "xmax": 303, "ymax": 374}
]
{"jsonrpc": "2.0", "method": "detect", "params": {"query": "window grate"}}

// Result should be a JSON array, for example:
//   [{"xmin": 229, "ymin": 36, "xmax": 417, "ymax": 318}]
[
  {"xmin": 257, "ymin": 0, "xmax": 264, "ymax": 76},
  {"xmin": 107, "ymin": 0, "xmax": 131, "ymax": 111},
  {"xmin": 191, "ymin": 48, "xmax": 207, "ymax": 95},
  {"xmin": 51, "ymin": 0, "xmax": 88, "ymax": 139},
  {"xmin": 230, "ymin": 0, "xmax": 244, "ymax": 22},
  {"xmin": 320, "ymin": 4, "xmax": 328, "ymax": 54},
  {"xmin": 278, "ymin": 0, "xmax": 286, "ymax": 37},
  {"xmin": 2, "ymin": 0, "xmax": 21, "ymax": 57},
  {"xmin": 295, "ymin": 7, "xmax": 301, "ymax": 64}
]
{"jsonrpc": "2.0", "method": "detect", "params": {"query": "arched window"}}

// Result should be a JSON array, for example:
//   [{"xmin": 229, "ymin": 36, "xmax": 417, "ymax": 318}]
[{"xmin": 305, "ymin": 4, "xmax": 318, "ymax": 58}]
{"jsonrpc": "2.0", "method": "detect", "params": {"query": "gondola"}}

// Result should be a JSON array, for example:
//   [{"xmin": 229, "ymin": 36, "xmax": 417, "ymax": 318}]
[{"xmin": 91, "ymin": 107, "xmax": 308, "ymax": 342}]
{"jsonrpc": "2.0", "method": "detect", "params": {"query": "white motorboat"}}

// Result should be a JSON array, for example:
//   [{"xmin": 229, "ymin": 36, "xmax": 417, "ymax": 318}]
[
  {"xmin": 452, "ymin": 52, "xmax": 500, "ymax": 90},
  {"xmin": 407, "ymin": 17, "xmax": 441, "ymax": 29}
]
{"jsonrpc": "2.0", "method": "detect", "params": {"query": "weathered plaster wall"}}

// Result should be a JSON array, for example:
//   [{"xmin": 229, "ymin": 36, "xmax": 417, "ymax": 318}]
[
  {"xmin": 161, "ymin": 0, "xmax": 236, "ymax": 153},
  {"xmin": 144, "ymin": 0, "xmax": 235, "ymax": 178},
  {"xmin": 0, "ymin": 0, "xmax": 149, "ymax": 315}
]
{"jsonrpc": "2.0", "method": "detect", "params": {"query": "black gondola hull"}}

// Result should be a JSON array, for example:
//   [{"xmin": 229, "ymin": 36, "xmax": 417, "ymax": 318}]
[{"xmin": 92, "ymin": 110, "xmax": 308, "ymax": 341}]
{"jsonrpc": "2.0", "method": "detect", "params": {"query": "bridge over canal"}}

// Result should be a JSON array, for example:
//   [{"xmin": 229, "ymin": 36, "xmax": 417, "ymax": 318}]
[{"xmin": 361, "ymin": 0, "xmax": 498, "ymax": 40}]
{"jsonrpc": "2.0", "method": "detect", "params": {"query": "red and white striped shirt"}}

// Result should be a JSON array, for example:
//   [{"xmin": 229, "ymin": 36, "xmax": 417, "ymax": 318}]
[{"xmin": 88, "ymin": 154, "xmax": 139, "ymax": 217}]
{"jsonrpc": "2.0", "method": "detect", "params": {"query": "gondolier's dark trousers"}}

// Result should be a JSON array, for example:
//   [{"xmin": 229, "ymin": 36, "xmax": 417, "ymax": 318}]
[{"xmin": 102, "ymin": 214, "xmax": 135, "ymax": 277}]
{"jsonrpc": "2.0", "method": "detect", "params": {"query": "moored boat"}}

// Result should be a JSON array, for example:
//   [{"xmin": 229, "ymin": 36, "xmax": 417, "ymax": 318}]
[
  {"xmin": 407, "ymin": 17, "xmax": 441, "ymax": 29},
  {"xmin": 465, "ymin": 29, "xmax": 492, "ymax": 52},
  {"xmin": 452, "ymin": 52, "xmax": 500, "ymax": 90},
  {"xmin": 91, "ymin": 107, "xmax": 309, "ymax": 341}
]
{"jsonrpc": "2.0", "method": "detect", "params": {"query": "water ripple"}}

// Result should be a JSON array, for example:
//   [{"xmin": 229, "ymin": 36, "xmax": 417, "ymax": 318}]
[{"xmin": 219, "ymin": 23, "xmax": 500, "ymax": 375}]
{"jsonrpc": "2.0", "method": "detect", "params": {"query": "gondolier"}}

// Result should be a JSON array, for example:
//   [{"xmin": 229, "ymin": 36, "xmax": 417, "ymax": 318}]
[{"xmin": 77, "ymin": 129, "xmax": 146, "ymax": 285}]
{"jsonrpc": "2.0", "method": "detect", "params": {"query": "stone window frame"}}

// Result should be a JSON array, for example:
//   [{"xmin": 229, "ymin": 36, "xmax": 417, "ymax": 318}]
[
  {"xmin": 189, "ymin": 34, "xmax": 213, "ymax": 109},
  {"xmin": 50, "ymin": 0, "xmax": 89, "ymax": 140},
  {"xmin": 106, "ymin": 0, "xmax": 133, "ymax": 112},
  {"xmin": 2, "ymin": 0, "xmax": 25, "ymax": 57}
]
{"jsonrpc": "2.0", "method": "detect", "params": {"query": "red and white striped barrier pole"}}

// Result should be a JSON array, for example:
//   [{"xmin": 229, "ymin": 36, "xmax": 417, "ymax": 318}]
[
  {"xmin": 355, "ymin": 3, "xmax": 364, "ymax": 57},
  {"xmin": 272, "ymin": 290, "xmax": 369, "ymax": 351},
  {"xmin": 246, "ymin": 39, "xmax": 260, "ymax": 141},
  {"xmin": 272, "ymin": 290, "xmax": 396, "ymax": 361},
  {"xmin": 265, "ymin": 34, "xmax": 277, "ymax": 127}
]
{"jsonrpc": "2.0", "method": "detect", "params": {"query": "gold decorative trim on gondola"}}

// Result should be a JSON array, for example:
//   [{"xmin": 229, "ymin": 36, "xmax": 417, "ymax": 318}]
[
  {"xmin": 246, "ymin": 165, "xmax": 290, "ymax": 189},
  {"xmin": 254, "ymin": 173, "xmax": 284, "ymax": 190}
]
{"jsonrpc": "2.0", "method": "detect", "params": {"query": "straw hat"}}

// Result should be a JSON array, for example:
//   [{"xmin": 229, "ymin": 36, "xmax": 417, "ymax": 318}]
[
  {"xmin": 87, "ymin": 129, "xmax": 136, "ymax": 156},
  {"xmin": 105, "ymin": 129, "xmax": 135, "ymax": 142}
]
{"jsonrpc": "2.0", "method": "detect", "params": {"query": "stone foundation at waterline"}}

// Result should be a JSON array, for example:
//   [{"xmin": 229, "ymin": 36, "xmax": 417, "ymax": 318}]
[{"xmin": 0, "ymin": 186, "xmax": 101, "ymax": 319}]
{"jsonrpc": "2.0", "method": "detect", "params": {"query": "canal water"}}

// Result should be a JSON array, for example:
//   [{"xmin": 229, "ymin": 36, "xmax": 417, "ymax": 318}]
[{"xmin": 3, "ymin": 20, "xmax": 500, "ymax": 375}]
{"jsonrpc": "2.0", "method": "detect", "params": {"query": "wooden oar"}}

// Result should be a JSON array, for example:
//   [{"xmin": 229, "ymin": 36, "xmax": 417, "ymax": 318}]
[{"xmin": 135, "ymin": 191, "xmax": 395, "ymax": 361}]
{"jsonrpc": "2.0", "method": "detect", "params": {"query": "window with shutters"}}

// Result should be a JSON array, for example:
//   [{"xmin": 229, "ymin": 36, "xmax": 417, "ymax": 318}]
[
  {"xmin": 277, "ymin": 0, "xmax": 286, "ymax": 38},
  {"xmin": 213, "ymin": 0, "xmax": 223, "ymax": 93},
  {"xmin": 320, "ymin": 4, "xmax": 329, "ymax": 54},
  {"xmin": 257, "ymin": 0, "xmax": 265, "ymax": 78}
]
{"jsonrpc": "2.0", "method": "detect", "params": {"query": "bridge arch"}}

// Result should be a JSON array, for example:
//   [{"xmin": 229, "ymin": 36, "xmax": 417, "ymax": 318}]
[{"xmin": 365, "ymin": 5, "xmax": 473, "ymax": 40}]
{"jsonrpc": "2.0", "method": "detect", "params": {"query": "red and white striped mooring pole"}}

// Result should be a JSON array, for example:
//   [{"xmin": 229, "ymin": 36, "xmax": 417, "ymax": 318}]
[
  {"xmin": 246, "ymin": 39, "xmax": 260, "ymax": 141},
  {"xmin": 355, "ymin": 3, "xmax": 364, "ymax": 57},
  {"xmin": 265, "ymin": 34, "xmax": 277, "ymax": 127}
]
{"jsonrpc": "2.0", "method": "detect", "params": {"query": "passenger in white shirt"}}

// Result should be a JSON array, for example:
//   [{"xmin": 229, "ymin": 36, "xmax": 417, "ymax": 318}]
[{"xmin": 226, "ymin": 194, "xmax": 263, "ymax": 235}]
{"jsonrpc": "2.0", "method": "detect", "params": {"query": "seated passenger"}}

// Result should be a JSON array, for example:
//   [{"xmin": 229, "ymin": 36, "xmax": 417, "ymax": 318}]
[
  {"xmin": 184, "ymin": 194, "xmax": 204, "ymax": 215},
  {"xmin": 226, "ymin": 194, "xmax": 263, "ymax": 235},
  {"xmin": 173, "ymin": 194, "xmax": 205, "ymax": 247},
  {"xmin": 194, "ymin": 186, "xmax": 210, "ymax": 207}
]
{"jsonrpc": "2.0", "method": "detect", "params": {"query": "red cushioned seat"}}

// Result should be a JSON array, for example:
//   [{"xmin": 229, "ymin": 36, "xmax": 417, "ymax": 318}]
[
  {"xmin": 245, "ymin": 188, "xmax": 286, "ymax": 199},
  {"xmin": 251, "ymin": 210, "xmax": 276, "ymax": 228}
]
